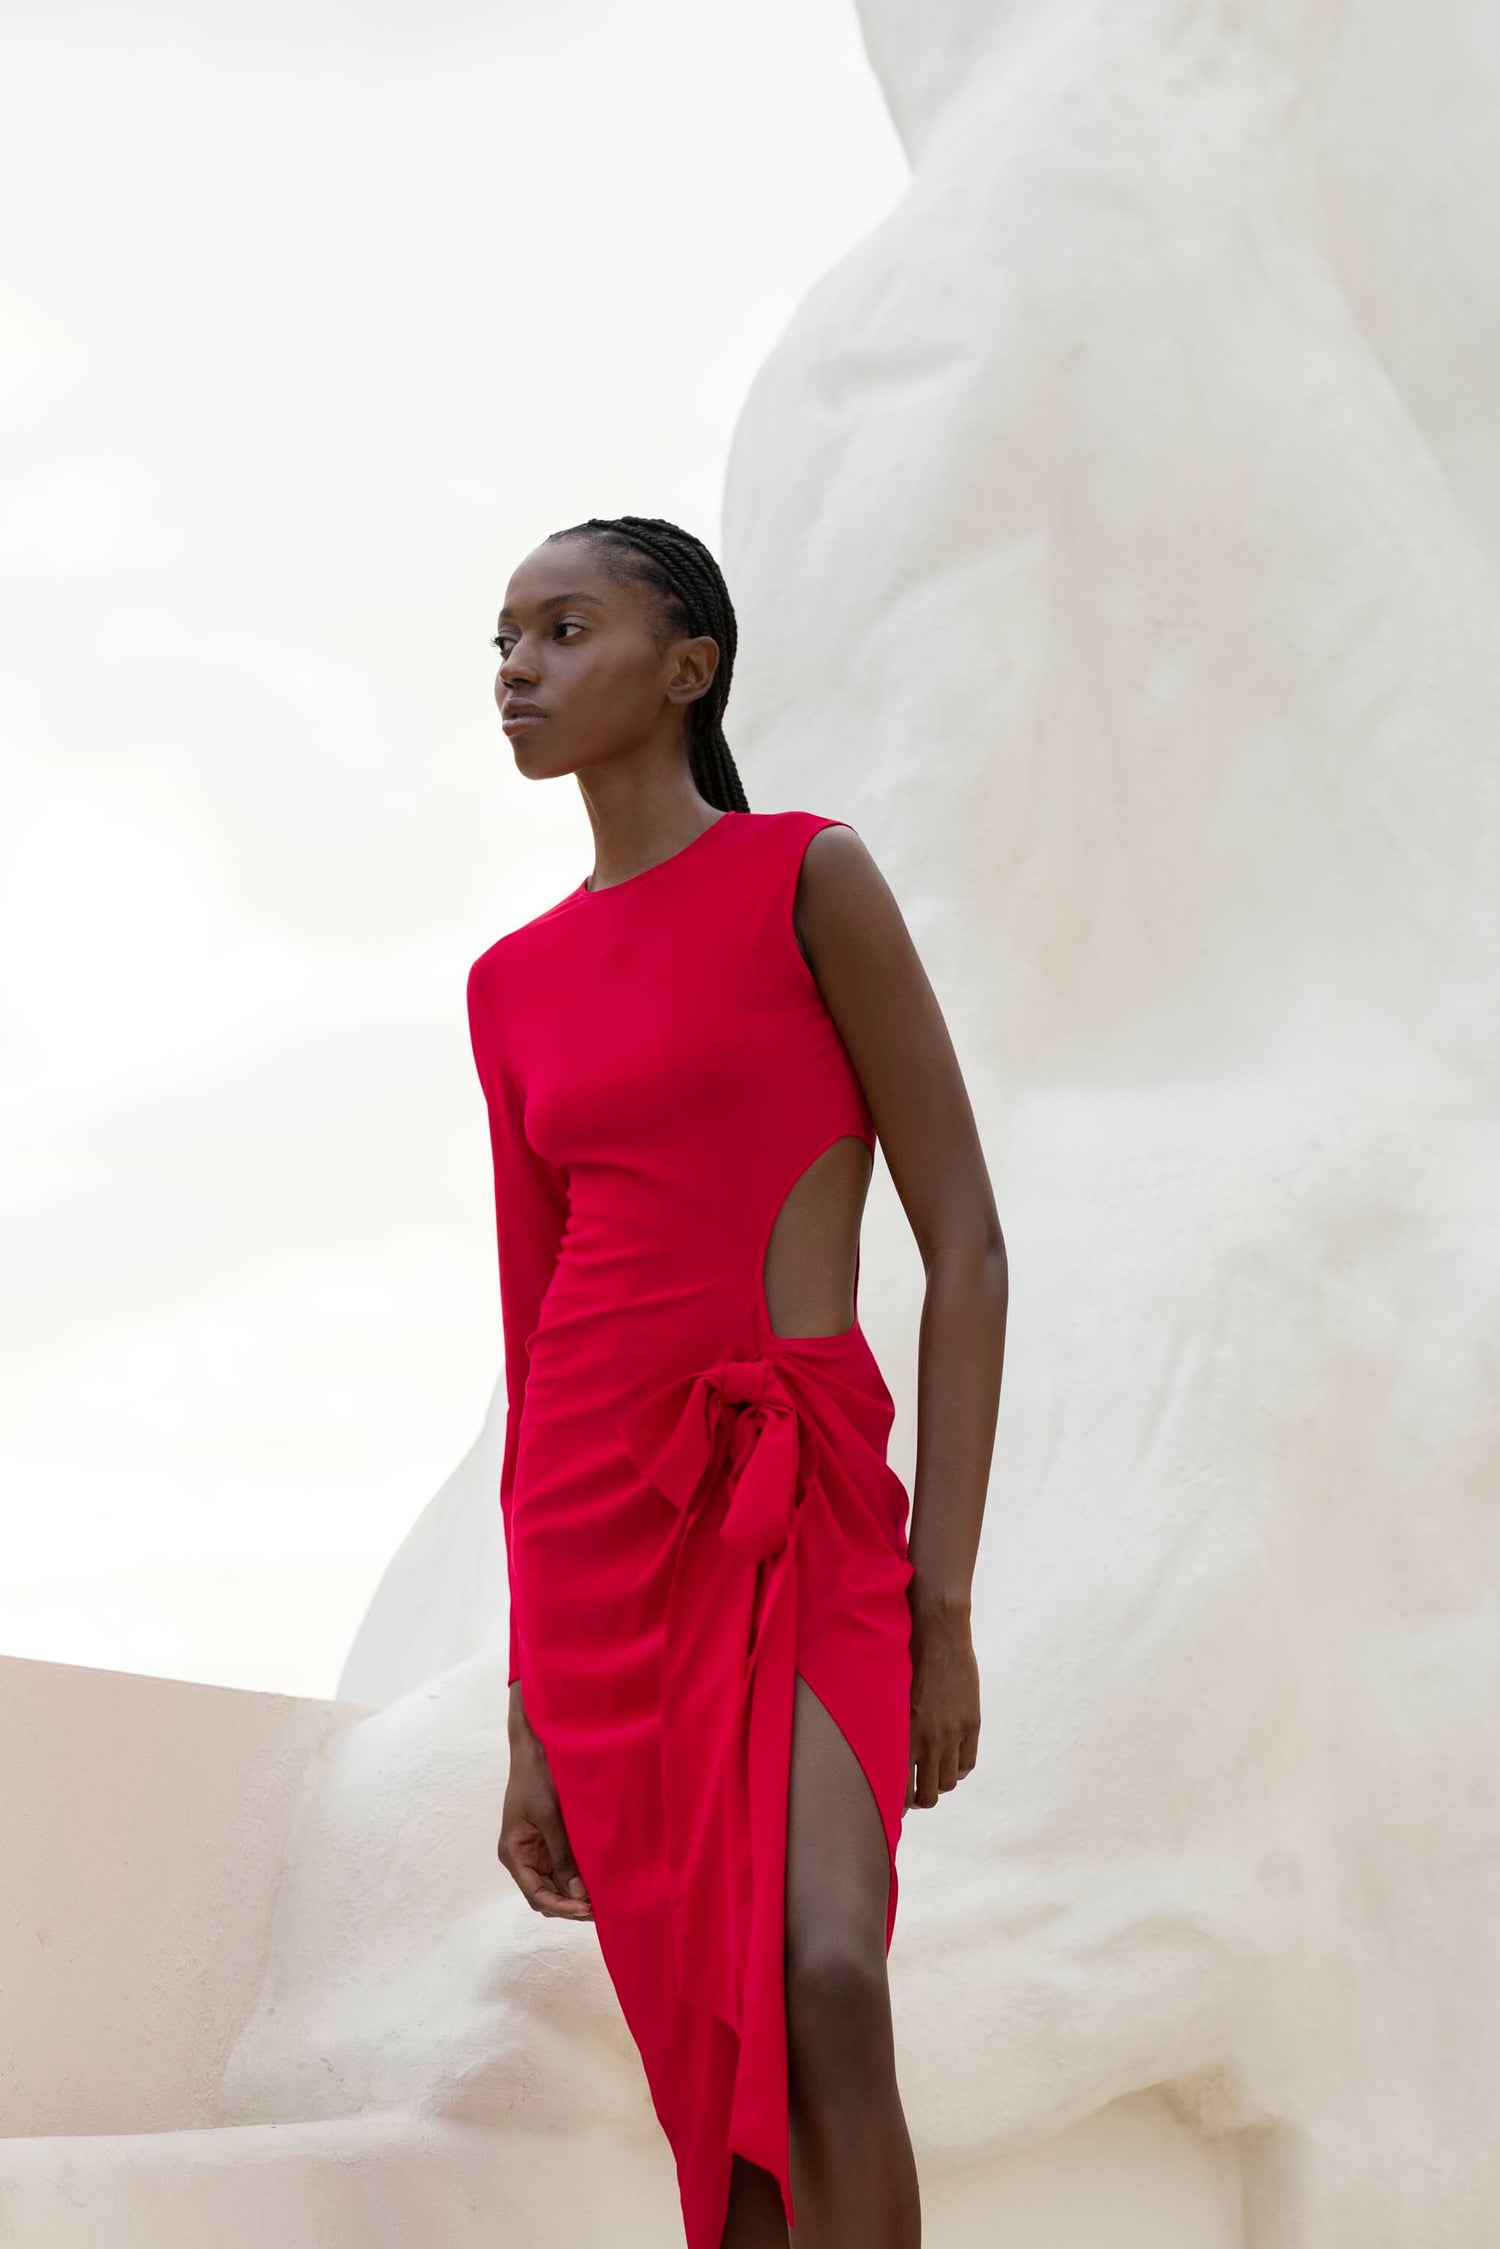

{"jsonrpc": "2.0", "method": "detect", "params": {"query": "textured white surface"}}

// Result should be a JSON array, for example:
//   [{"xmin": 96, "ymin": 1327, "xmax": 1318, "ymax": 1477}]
[
  {"xmin": 336, "ymin": 1380, "xmax": 508, "ymax": 1709},
  {"xmin": 0, "ymin": 1671, "xmax": 1240, "ymax": 2244},
  {"xmin": 0, "ymin": 1655, "xmax": 358, "ymax": 2139},
  {"xmin": 718, "ymin": 1, "xmax": 1500, "ymax": 2239},
  {"xmin": 6, "ymin": 1, "xmax": 1496, "ymax": 2239},
  {"xmin": 0, "ymin": 2094, "xmax": 1240, "ymax": 2248}
]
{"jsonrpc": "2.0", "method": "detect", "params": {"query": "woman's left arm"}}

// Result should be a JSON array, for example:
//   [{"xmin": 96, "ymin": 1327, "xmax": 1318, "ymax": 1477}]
[{"xmin": 796, "ymin": 823, "xmax": 1008, "ymax": 1810}]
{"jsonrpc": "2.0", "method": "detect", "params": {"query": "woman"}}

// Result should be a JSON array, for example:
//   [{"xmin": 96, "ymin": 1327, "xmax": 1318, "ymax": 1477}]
[{"xmin": 466, "ymin": 514, "xmax": 1007, "ymax": 2249}]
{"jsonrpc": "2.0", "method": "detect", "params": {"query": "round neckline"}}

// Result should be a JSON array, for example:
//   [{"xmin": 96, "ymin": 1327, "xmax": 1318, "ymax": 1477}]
[{"xmin": 575, "ymin": 810, "xmax": 736, "ymax": 898}]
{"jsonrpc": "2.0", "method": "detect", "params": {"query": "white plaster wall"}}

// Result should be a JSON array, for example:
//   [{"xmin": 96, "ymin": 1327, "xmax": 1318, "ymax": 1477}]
[
  {"xmin": 0, "ymin": 1658, "xmax": 1243, "ymax": 2245},
  {"xmin": 0, "ymin": 1655, "xmax": 358, "ymax": 2136},
  {"xmin": 336, "ymin": 1378, "xmax": 507, "ymax": 1710},
  {"xmin": 0, "ymin": 2091, "xmax": 1241, "ymax": 2248},
  {"xmin": 717, "ymin": 1, "xmax": 1500, "ymax": 2239}
]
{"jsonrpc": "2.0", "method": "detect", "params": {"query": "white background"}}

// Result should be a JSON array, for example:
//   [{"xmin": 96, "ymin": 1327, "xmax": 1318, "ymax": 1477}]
[{"xmin": 0, "ymin": 0, "xmax": 904, "ymax": 1695}]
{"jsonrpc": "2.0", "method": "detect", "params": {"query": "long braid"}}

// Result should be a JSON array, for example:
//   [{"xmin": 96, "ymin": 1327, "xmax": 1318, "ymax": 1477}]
[{"xmin": 546, "ymin": 514, "xmax": 751, "ymax": 812}]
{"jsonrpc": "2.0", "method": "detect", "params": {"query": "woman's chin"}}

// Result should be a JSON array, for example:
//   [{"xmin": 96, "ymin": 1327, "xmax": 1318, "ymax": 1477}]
[{"xmin": 508, "ymin": 732, "xmax": 565, "ymax": 778}]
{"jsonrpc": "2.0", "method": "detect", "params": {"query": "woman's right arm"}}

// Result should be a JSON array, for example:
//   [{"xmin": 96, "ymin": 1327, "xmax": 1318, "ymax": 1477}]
[
  {"xmin": 467, "ymin": 956, "xmax": 592, "ymax": 1921},
  {"xmin": 500, "ymin": 1691, "xmax": 593, "ymax": 1920}
]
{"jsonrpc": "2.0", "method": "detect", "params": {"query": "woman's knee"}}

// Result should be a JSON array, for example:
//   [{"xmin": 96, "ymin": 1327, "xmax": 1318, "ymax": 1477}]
[{"xmin": 786, "ymin": 1934, "xmax": 892, "ymax": 2085}]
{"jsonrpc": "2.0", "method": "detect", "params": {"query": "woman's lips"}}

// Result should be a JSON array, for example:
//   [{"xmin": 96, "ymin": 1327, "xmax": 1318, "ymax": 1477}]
[{"xmin": 502, "ymin": 711, "xmax": 548, "ymax": 734}]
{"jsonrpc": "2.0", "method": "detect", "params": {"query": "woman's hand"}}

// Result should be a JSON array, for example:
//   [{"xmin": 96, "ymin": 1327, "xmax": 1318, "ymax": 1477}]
[
  {"xmin": 500, "ymin": 1686, "xmax": 593, "ymax": 1920},
  {"xmin": 906, "ymin": 1590, "xmax": 981, "ymax": 1811}
]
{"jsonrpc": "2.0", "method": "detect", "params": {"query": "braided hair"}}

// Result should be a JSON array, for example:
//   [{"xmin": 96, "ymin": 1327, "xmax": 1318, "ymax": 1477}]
[{"xmin": 545, "ymin": 514, "xmax": 750, "ymax": 812}]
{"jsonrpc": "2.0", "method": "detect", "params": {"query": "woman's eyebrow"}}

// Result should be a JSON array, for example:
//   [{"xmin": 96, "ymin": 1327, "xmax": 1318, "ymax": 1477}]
[{"xmin": 496, "ymin": 591, "xmax": 606, "ymax": 623}]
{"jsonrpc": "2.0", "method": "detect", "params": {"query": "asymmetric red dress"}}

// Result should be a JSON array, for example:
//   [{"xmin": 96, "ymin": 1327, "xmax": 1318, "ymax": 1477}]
[{"xmin": 466, "ymin": 808, "xmax": 914, "ymax": 2248}]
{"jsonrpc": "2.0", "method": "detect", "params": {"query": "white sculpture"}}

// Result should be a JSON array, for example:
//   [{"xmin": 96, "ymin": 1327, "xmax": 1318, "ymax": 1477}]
[
  {"xmin": 717, "ymin": 2, "xmax": 1500, "ymax": 2238},
  {"xmin": 5, "ymin": 4, "xmax": 1494, "ymax": 2242}
]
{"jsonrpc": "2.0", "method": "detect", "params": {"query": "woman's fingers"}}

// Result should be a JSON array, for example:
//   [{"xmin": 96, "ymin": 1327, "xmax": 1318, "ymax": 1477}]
[
  {"xmin": 500, "ymin": 1813, "xmax": 594, "ymax": 1920},
  {"xmin": 536, "ymin": 1803, "xmax": 593, "ymax": 1916},
  {"xmin": 514, "ymin": 1854, "xmax": 593, "ymax": 1919},
  {"xmin": 906, "ymin": 1721, "xmax": 979, "ymax": 1808},
  {"xmin": 909, "ymin": 1740, "xmax": 940, "ymax": 1809}
]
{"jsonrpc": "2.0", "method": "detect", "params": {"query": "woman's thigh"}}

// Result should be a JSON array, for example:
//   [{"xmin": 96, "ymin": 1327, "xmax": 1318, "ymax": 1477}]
[{"xmin": 784, "ymin": 1672, "xmax": 896, "ymax": 2081}]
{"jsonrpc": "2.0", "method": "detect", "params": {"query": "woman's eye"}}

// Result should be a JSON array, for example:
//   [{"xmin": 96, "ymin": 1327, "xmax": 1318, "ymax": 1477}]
[{"xmin": 490, "ymin": 622, "xmax": 582, "ymax": 654}]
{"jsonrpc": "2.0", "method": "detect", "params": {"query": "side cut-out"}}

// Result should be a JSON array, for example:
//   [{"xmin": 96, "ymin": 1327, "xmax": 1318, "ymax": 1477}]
[{"xmin": 761, "ymin": 1135, "xmax": 873, "ymax": 1339}]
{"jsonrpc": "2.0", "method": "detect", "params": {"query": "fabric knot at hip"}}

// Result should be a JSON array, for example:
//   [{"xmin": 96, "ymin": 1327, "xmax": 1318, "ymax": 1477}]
[
  {"xmin": 620, "ymin": 1350, "xmax": 823, "ymax": 2171},
  {"xmin": 625, "ymin": 1354, "xmax": 804, "ymax": 1564}
]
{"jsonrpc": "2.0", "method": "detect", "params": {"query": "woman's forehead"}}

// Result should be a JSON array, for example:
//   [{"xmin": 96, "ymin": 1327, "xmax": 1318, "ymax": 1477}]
[{"xmin": 499, "ymin": 537, "xmax": 614, "ymax": 618}]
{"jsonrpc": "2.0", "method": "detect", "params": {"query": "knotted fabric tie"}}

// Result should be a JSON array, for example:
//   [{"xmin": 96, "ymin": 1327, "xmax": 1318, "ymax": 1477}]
[
  {"xmin": 626, "ymin": 1355, "xmax": 803, "ymax": 1564},
  {"xmin": 621, "ymin": 1352, "xmax": 821, "ymax": 2173}
]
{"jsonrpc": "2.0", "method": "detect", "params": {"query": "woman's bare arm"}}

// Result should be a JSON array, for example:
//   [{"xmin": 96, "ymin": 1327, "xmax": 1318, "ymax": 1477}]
[{"xmin": 795, "ymin": 823, "xmax": 1008, "ymax": 1807}]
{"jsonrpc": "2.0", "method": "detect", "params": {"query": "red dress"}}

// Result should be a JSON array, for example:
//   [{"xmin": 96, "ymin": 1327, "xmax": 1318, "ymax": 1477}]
[{"xmin": 466, "ymin": 808, "xmax": 914, "ymax": 2247}]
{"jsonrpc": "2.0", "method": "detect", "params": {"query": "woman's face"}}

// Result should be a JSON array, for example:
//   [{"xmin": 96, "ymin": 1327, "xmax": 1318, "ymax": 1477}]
[{"xmin": 492, "ymin": 535, "xmax": 715, "ymax": 780}]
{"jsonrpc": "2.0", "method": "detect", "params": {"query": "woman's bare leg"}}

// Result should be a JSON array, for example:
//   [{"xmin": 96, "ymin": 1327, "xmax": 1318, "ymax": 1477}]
[
  {"xmin": 784, "ymin": 1673, "xmax": 920, "ymax": 2246},
  {"xmin": 720, "ymin": 2153, "xmax": 789, "ymax": 2248},
  {"xmin": 718, "ymin": 1674, "xmax": 918, "ymax": 2247}
]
